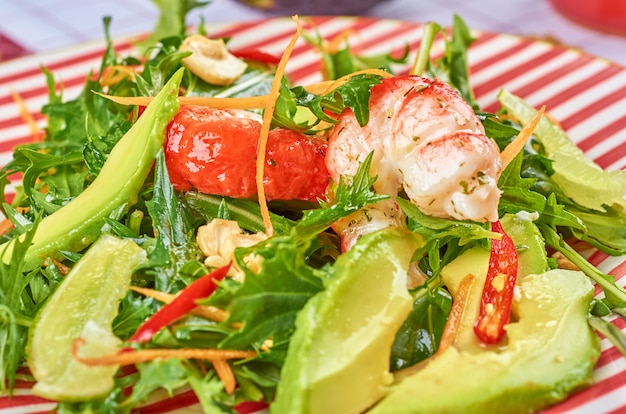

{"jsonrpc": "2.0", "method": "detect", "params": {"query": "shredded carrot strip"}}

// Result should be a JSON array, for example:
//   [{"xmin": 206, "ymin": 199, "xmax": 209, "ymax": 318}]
[
  {"xmin": 10, "ymin": 89, "xmax": 43, "ymax": 141},
  {"xmin": 213, "ymin": 359, "xmax": 236, "ymax": 394},
  {"xmin": 96, "ymin": 93, "xmax": 269, "ymax": 110},
  {"xmin": 51, "ymin": 258, "xmax": 71, "ymax": 276},
  {"xmin": 0, "ymin": 219, "xmax": 13, "ymax": 237},
  {"xmin": 436, "ymin": 273, "xmax": 475, "ymax": 355},
  {"xmin": 129, "ymin": 285, "xmax": 229, "ymax": 322},
  {"xmin": 500, "ymin": 106, "xmax": 545, "ymax": 169},
  {"xmin": 325, "ymin": 30, "xmax": 355, "ymax": 55},
  {"xmin": 304, "ymin": 68, "xmax": 394, "ymax": 95},
  {"xmin": 98, "ymin": 68, "xmax": 390, "ymax": 112},
  {"xmin": 71, "ymin": 338, "xmax": 257, "ymax": 366},
  {"xmin": 256, "ymin": 15, "xmax": 303, "ymax": 237},
  {"xmin": 100, "ymin": 65, "xmax": 135, "ymax": 87}
]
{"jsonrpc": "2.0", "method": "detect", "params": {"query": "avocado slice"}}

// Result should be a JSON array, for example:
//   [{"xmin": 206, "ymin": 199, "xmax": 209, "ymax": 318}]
[
  {"xmin": 438, "ymin": 213, "xmax": 549, "ymax": 353},
  {"xmin": 498, "ymin": 89, "xmax": 626, "ymax": 213},
  {"xmin": 0, "ymin": 69, "xmax": 182, "ymax": 271},
  {"xmin": 369, "ymin": 217, "xmax": 600, "ymax": 414},
  {"xmin": 271, "ymin": 227, "xmax": 423, "ymax": 414}
]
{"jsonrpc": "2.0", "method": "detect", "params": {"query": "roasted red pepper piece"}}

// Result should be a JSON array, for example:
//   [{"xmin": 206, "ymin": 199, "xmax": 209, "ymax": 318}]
[
  {"xmin": 473, "ymin": 220, "xmax": 518, "ymax": 344},
  {"xmin": 129, "ymin": 263, "xmax": 231, "ymax": 343}
]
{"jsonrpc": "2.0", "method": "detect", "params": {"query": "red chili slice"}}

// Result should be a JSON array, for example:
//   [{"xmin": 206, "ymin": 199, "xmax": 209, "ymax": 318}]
[
  {"xmin": 473, "ymin": 220, "xmax": 519, "ymax": 344},
  {"xmin": 129, "ymin": 263, "xmax": 231, "ymax": 344},
  {"xmin": 230, "ymin": 48, "xmax": 282, "ymax": 65}
]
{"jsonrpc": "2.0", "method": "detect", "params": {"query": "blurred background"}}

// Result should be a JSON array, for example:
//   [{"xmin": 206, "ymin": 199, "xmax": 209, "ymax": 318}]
[{"xmin": 1, "ymin": 0, "xmax": 625, "ymax": 65}]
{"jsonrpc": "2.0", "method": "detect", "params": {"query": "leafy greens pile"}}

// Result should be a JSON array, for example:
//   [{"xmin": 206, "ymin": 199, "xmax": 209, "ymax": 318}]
[{"xmin": 1, "ymin": 5, "xmax": 625, "ymax": 413}]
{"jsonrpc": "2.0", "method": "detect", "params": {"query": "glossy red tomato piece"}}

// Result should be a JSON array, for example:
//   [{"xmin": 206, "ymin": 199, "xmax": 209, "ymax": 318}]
[
  {"xmin": 264, "ymin": 127, "xmax": 329, "ymax": 201},
  {"xmin": 164, "ymin": 105, "xmax": 329, "ymax": 202}
]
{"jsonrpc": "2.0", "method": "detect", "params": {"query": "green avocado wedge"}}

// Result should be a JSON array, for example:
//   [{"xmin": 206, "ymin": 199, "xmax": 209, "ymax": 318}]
[
  {"xmin": 369, "ymin": 216, "xmax": 600, "ymax": 414},
  {"xmin": 1, "ymin": 68, "xmax": 182, "ymax": 271},
  {"xmin": 271, "ymin": 227, "xmax": 423, "ymax": 414},
  {"xmin": 27, "ymin": 234, "xmax": 146, "ymax": 401},
  {"xmin": 498, "ymin": 89, "xmax": 626, "ymax": 214}
]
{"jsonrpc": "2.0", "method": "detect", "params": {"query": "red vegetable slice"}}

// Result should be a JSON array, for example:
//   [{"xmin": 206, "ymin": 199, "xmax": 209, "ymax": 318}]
[
  {"xmin": 164, "ymin": 105, "xmax": 329, "ymax": 202},
  {"xmin": 231, "ymin": 48, "xmax": 281, "ymax": 65},
  {"xmin": 129, "ymin": 263, "xmax": 230, "ymax": 343},
  {"xmin": 473, "ymin": 220, "xmax": 519, "ymax": 344}
]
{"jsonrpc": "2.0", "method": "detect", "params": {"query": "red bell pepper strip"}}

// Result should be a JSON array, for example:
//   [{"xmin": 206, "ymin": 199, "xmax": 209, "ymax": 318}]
[
  {"xmin": 129, "ymin": 263, "xmax": 231, "ymax": 343},
  {"xmin": 473, "ymin": 220, "xmax": 518, "ymax": 344},
  {"xmin": 230, "ymin": 48, "xmax": 281, "ymax": 65}
]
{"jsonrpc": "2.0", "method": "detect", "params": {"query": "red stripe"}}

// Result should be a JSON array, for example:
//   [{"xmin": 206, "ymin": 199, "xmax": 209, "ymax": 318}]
[
  {"xmin": 542, "ymin": 370, "xmax": 626, "ymax": 413},
  {"xmin": 588, "ymin": 250, "xmax": 611, "ymax": 268},
  {"xmin": 203, "ymin": 18, "xmax": 272, "ymax": 39},
  {"xmin": 0, "ymin": 72, "xmax": 89, "ymax": 107},
  {"xmin": 287, "ymin": 18, "xmax": 388, "ymax": 81},
  {"xmin": 578, "ymin": 114, "xmax": 626, "ymax": 152},
  {"xmin": 348, "ymin": 21, "xmax": 422, "ymax": 56},
  {"xmin": 478, "ymin": 46, "xmax": 568, "ymax": 113},
  {"xmin": 608, "ymin": 257, "xmax": 626, "ymax": 280},
  {"xmin": 0, "ymin": 40, "xmax": 135, "ymax": 85},
  {"xmin": 501, "ymin": 53, "xmax": 596, "ymax": 107},
  {"xmin": 0, "ymin": 113, "xmax": 46, "ymax": 132},
  {"xmin": 209, "ymin": 16, "xmax": 334, "ymax": 53},
  {"xmin": 592, "ymin": 138, "xmax": 626, "ymax": 170},
  {"xmin": 539, "ymin": 64, "xmax": 622, "ymax": 115},
  {"xmin": 235, "ymin": 401, "xmax": 269, "ymax": 414},
  {"xmin": 607, "ymin": 405, "xmax": 626, "ymax": 414},
  {"xmin": 12, "ymin": 379, "xmax": 35, "ymax": 389},
  {"xmin": 136, "ymin": 389, "xmax": 199, "ymax": 413},
  {"xmin": 469, "ymin": 37, "xmax": 531, "ymax": 74},
  {"xmin": 559, "ymin": 83, "xmax": 626, "ymax": 132},
  {"xmin": 0, "ymin": 394, "xmax": 53, "ymax": 409}
]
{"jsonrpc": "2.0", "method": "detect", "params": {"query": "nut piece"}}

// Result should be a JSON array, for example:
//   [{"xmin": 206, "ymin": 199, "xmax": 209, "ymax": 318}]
[
  {"xmin": 180, "ymin": 34, "xmax": 247, "ymax": 86},
  {"xmin": 196, "ymin": 219, "xmax": 266, "ymax": 281}
]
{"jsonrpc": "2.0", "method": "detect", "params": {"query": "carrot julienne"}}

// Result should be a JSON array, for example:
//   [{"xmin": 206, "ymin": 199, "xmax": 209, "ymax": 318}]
[
  {"xmin": 11, "ymin": 89, "xmax": 43, "ymax": 141},
  {"xmin": 71, "ymin": 338, "xmax": 257, "ymax": 366},
  {"xmin": 97, "ymin": 68, "xmax": 391, "ymax": 111},
  {"xmin": 129, "ymin": 285, "xmax": 229, "ymax": 322},
  {"xmin": 436, "ymin": 273, "xmax": 475, "ymax": 355},
  {"xmin": 129, "ymin": 264, "xmax": 230, "ymax": 343},
  {"xmin": 256, "ymin": 15, "xmax": 303, "ymax": 237},
  {"xmin": 500, "ymin": 105, "xmax": 545, "ymax": 168},
  {"xmin": 96, "ymin": 93, "xmax": 269, "ymax": 110},
  {"xmin": 100, "ymin": 65, "xmax": 135, "ymax": 87},
  {"xmin": 305, "ymin": 68, "xmax": 394, "ymax": 96},
  {"xmin": 212, "ymin": 358, "xmax": 236, "ymax": 394},
  {"xmin": 0, "ymin": 219, "xmax": 14, "ymax": 237}
]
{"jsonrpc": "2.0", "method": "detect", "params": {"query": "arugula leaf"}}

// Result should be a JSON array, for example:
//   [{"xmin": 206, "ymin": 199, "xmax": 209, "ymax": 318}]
[
  {"xmin": 417, "ymin": 15, "xmax": 478, "ymax": 109},
  {"xmin": 184, "ymin": 192, "xmax": 295, "ymax": 235},
  {"xmin": 187, "ymin": 371, "xmax": 231, "ymax": 413},
  {"xmin": 119, "ymin": 359, "xmax": 193, "ymax": 409},
  {"xmin": 398, "ymin": 198, "xmax": 494, "ymax": 270},
  {"xmin": 135, "ymin": 0, "xmax": 212, "ymax": 54},
  {"xmin": 302, "ymin": 28, "xmax": 408, "ymax": 80},
  {"xmin": 218, "ymin": 154, "xmax": 387, "ymax": 359},
  {"xmin": 0, "ymin": 216, "xmax": 39, "ymax": 393},
  {"xmin": 142, "ymin": 152, "xmax": 201, "ymax": 293},
  {"xmin": 390, "ymin": 286, "xmax": 451, "ymax": 370},
  {"xmin": 272, "ymin": 74, "xmax": 383, "ymax": 132},
  {"xmin": 540, "ymin": 225, "xmax": 626, "ymax": 308}
]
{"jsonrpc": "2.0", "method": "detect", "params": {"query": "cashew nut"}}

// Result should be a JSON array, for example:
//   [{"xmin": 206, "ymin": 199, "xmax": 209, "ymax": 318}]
[{"xmin": 180, "ymin": 34, "xmax": 247, "ymax": 86}]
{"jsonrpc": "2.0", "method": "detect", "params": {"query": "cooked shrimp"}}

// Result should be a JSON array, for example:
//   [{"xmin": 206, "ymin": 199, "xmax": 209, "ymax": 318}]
[
  {"xmin": 332, "ymin": 198, "xmax": 406, "ymax": 252},
  {"xmin": 326, "ymin": 75, "xmax": 503, "ymax": 225}
]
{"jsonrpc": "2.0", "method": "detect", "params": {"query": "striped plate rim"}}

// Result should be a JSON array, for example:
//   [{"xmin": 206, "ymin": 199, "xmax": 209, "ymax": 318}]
[{"xmin": 0, "ymin": 15, "xmax": 624, "ymax": 414}]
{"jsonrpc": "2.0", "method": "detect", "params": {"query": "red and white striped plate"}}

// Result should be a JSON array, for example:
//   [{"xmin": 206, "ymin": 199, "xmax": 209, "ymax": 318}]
[{"xmin": 0, "ymin": 15, "xmax": 625, "ymax": 413}]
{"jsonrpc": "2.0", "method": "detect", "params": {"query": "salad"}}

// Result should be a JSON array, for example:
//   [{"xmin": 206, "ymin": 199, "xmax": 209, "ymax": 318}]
[{"xmin": 1, "ymin": 3, "xmax": 626, "ymax": 413}]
